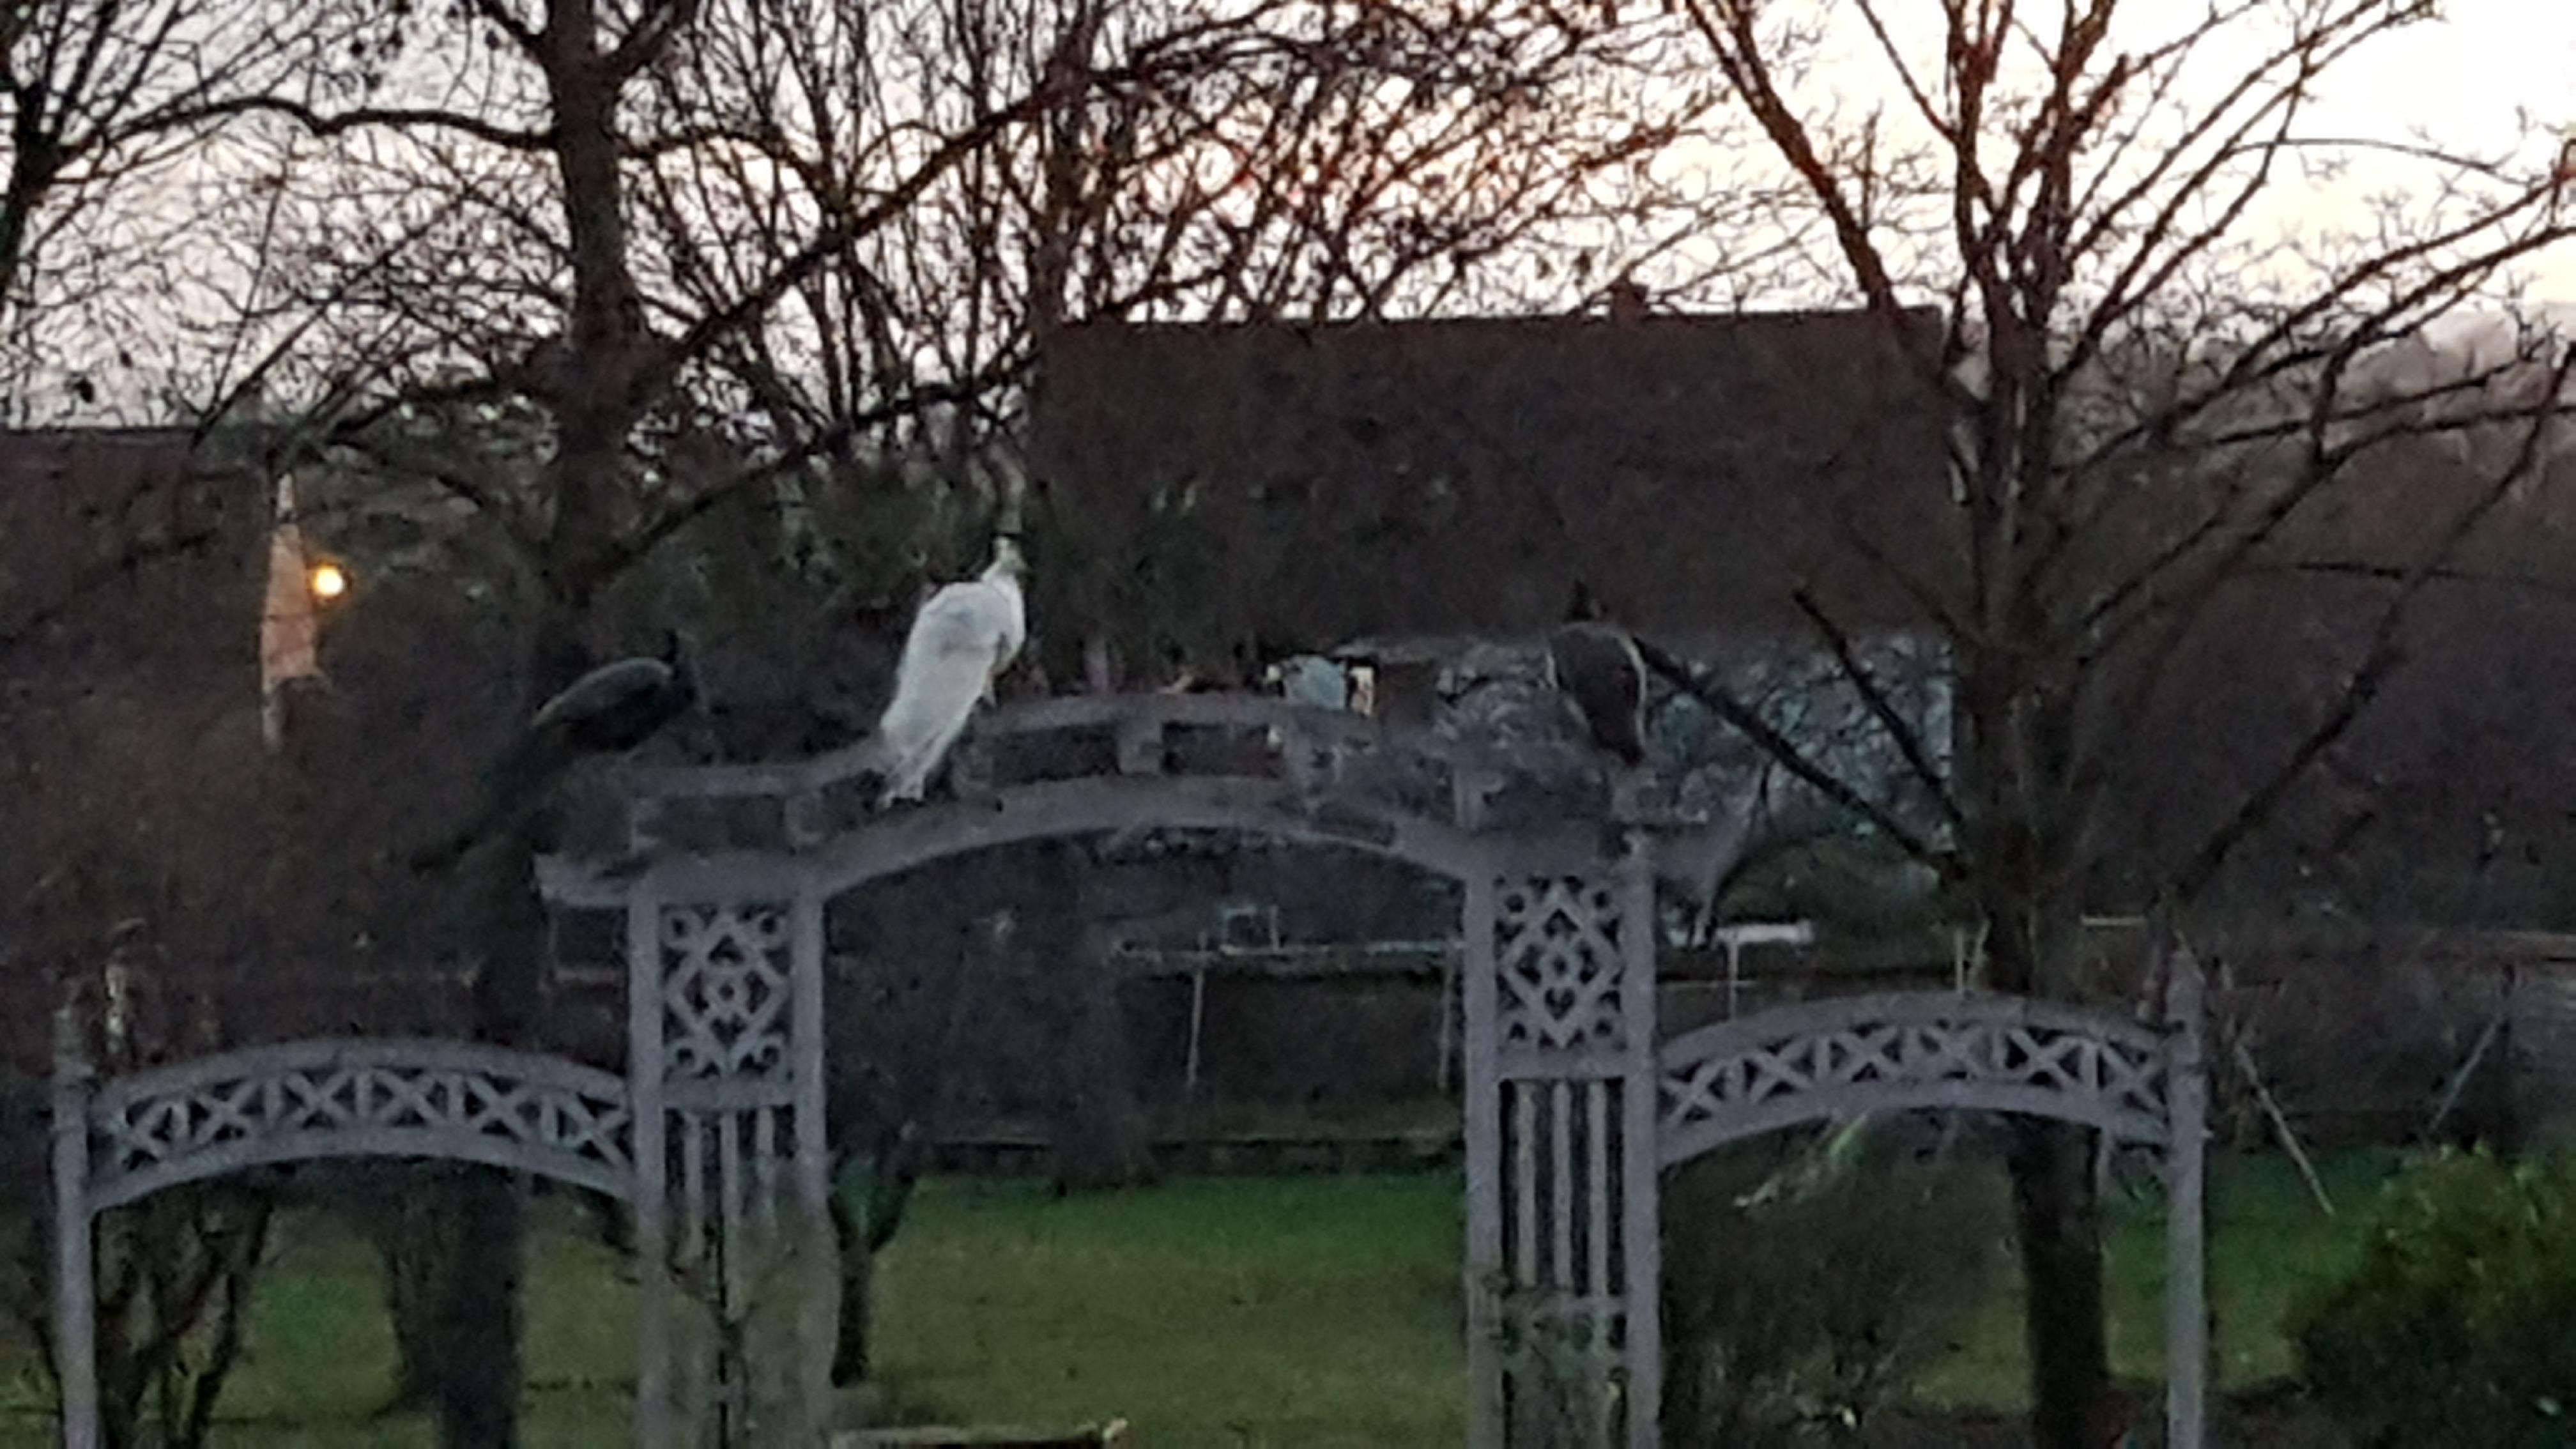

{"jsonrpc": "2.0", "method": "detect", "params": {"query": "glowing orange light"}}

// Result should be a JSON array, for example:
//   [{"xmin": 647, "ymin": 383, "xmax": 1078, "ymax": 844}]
[{"xmin": 308, "ymin": 562, "xmax": 350, "ymax": 601}]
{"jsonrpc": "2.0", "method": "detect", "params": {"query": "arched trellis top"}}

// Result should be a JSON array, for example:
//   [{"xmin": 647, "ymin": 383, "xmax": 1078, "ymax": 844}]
[
  {"xmin": 537, "ymin": 775, "xmax": 1591, "ymax": 906},
  {"xmin": 65, "ymin": 1038, "xmax": 635, "ymax": 1213},
  {"xmin": 1655, "ymin": 990, "xmax": 2176, "ymax": 1167},
  {"xmin": 540, "ymin": 692, "xmax": 1629, "ymax": 907}
]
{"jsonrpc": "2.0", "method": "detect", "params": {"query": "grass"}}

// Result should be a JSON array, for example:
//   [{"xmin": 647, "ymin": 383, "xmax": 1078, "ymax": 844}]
[
  {"xmin": 875, "ymin": 1176, "xmax": 1466, "ymax": 1446},
  {"xmin": 1919, "ymin": 1146, "xmax": 2405, "ymax": 1404},
  {"xmin": 0, "ymin": 1151, "xmax": 2396, "ymax": 1446}
]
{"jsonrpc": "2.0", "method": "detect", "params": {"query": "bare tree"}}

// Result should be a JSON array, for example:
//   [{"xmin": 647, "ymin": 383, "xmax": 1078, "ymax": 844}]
[
  {"xmin": 1647, "ymin": 1, "xmax": 2576, "ymax": 1441},
  {"xmin": 0, "ymin": 0, "xmax": 386, "ymax": 420},
  {"xmin": 151, "ymin": 0, "xmax": 1759, "ymax": 1437},
  {"xmin": 624, "ymin": 0, "xmax": 1777, "ymax": 615}
]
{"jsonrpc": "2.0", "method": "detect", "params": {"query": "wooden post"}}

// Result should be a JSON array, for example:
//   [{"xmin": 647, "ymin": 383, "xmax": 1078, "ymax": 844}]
[
  {"xmin": 792, "ymin": 889, "xmax": 834, "ymax": 1446},
  {"xmin": 1617, "ymin": 839, "xmax": 1663, "ymax": 1449},
  {"xmin": 627, "ymin": 893, "xmax": 671, "ymax": 1449},
  {"xmin": 1461, "ymin": 871, "xmax": 1505, "ymax": 1446},
  {"xmin": 51, "ymin": 1005, "xmax": 97, "ymax": 1449},
  {"xmin": 2165, "ymin": 942, "xmax": 2209, "ymax": 1449},
  {"xmin": 1435, "ymin": 950, "xmax": 1458, "ymax": 1094}
]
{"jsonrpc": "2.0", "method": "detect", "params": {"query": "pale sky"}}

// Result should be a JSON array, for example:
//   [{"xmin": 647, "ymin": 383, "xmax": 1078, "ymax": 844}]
[
  {"xmin": 14, "ymin": 0, "xmax": 2576, "ymax": 427},
  {"xmin": 2275, "ymin": 1, "xmax": 2576, "ymax": 301},
  {"xmin": 1729, "ymin": 0, "xmax": 2576, "ymax": 309}
]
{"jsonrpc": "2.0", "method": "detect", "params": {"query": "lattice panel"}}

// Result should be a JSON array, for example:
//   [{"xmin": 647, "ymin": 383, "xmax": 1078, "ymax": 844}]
[
  {"xmin": 1495, "ymin": 877, "xmax": 1630, "ymax": 1057},
  {"xmin": 1658, "ymin": 1002, "xmax": 2171, "ymax": 1154},
  {"xmin": 87, "ymin": 1043, "xmax": 632, "ymax": 1190},
  {"xmin": 659, "ymin": 902, "xmax": 793, "ymax": 1080}
]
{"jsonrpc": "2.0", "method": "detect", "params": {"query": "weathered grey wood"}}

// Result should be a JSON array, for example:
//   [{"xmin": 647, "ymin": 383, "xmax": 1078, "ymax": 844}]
[
  {"xmin": 80, "ymin": 1038, "xmax": 636, "ymax": 1211},
  {"xmin": 1469, "ymin": 852, "xmax": 1658, "ymax": 1448},
  {"xmin": 52, "ymin": 1009, "xmax": 98, "ymax": 1449},
  {"xmin": 532, "ymin": 690, "xmax": 1663, "ymax": 1448},
  {"xmin": 629, "ymin": 893, "xmax": 673, "ymax": 1449},
  {"xmin": 615, "ymin": 694, "xmax": 1383, "ymax": 803},
  {"xmin": 1615, "ymin": 845, "xmax": 1660, "ymax": 1449},
  {"xmin": 793, "ymin": 893, "xmax": 834, "ymax": 1447},
  {"xmin": 2166, "ymin": 946, "xmax": 2210, "ymax": 1449},
  {"xmin": 540, "ymin": 776, "xmax": 1522, "ymax": 909},
  {"xmin": 1655, "ymin": 975, "xmax": 2210, "ymax": 1449},
  {"xmin": 1655, "ymin": 991, "xmax": 2174, "ymax": 1164},
  {"xmin": 1462, "ymin": 873, "xmax": 1506, "ymax": 1446},
  {"xmin": 1114, "ymin": 714, "xmax": 1165, "ymax": 775},
  {"xmin": 49, "ymin": 1024, "xmax": 671, "ymax": 1448}
]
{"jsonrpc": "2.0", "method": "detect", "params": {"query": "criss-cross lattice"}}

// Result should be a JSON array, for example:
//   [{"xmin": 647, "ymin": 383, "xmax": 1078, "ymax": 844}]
[
  {"xmin": 660, "ymin": 901, "xmax": 792, "ymax": 1080},
  {"xmin": 82, "ymin": 1041, "xmax": 633, "ymax": 1209},
  {"xmin": 1657, "ymin": 995, "xmax": 2173, "ymax": 1161},
  {"xmin": 1495, "ymin": 877, "xmax": 1629, "ymax": 1057}
]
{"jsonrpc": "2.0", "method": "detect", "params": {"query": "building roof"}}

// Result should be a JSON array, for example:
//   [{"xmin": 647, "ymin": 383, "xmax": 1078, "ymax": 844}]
[
  {"xmin": 0, "ymin": 427, "xmax": 264, "ymax": 670},
  {"xmin": 1027, "ymin": 307, "xmax": 1954, "ymax": 680}
]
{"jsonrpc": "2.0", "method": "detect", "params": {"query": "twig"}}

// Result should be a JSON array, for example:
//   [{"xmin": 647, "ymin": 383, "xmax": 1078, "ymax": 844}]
[
  {"xmin": 1629, "ymin": 634, "xmax": 1953, "ymax": 880},
  {"xmin": 2422, "ymin": 985, "xmax": 2512, "ymax": 1144},
  {"xmin": 2229, "ymin": 1035, "xmax": 2334, "ymax": 1218}
]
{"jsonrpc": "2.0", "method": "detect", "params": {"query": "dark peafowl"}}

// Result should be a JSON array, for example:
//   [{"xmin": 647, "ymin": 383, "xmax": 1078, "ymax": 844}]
[
  {"xmin": 1545, "ymin": 579, "xmax": 1651, "ymax": 767},
  {"xmin": 410, "ymin": 631, "xmax": 698, "ymax": 873}
]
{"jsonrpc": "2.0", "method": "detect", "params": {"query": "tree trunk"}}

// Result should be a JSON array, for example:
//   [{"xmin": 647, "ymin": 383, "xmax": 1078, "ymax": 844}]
[
  {"xmin": 1978, "ymin": 849, "xmax": 2113, "ymax": 1448},
  {"xmin": 1048, "ymin": 851, "xmax": 1154, "ymax": 1193},
  {"xmin": 977, "ymin": 843, "xmax": 1156, "ymax": 1194},
  {"xmin": 365, "ymin": 1171, "xmax": 446, "ymax": 1416},
  {"xmin": 1049, "ymin": 940, "xmax": 1154, "ymax": 1193},
  {"xmin": 427, "ymin": 827, "xmax": 551, "ymax": 1446},
  {"xmin": 431, "ymin": 1172, "xmax": 526, "ymax": 1447},
  {"xmin": 825, "ymin": 1156, "xmax": 921, "ymax": 1388},
  {"xmin": 827, "ymin": 1191, "xmax": 877, "ymax": 1386},
  {"xmin": 2008, "ymin": 1119, "xmax": 2112, "ymax": 1449}
]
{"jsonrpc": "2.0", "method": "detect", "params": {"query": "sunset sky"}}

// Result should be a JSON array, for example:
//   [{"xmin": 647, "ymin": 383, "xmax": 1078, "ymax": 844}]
[
  {"xmin": 2250, "ymin": 1, "xmax": 2576, "ymax": 300},
  {"xmin": 1756, "ymin": 0, "xmax": 2576, "ymax": 307}
]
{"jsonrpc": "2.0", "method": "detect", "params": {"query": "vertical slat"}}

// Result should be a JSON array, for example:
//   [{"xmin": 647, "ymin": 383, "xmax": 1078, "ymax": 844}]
[
  {"xmin": 2166, "ymin": 942, "xmax": 2210, "ymax": 1449},
  {"xmin": 1513, "ymin": 1081, "xmax": 1538, "ymax": 1291},
  {"xmin": 680, "ymin": 1111, "xmax": 708, "ymax": 1269},
  {"xmin": 718, "ymin": 1108, "xmax": 746, "ymax": 1321},
  {"xmin": 627, "ymin": 895, "xmax": 670, "ymax": 1449},
  {"xmin": 52, "ymin": 1008, "xmax": 98, "ymax": 1449},
  {"xmin": 1462, "ymin": 870, "xmax": 1506, "ymax": 1447},
  {"xmin": 1586, "ymin": 1078, "xmax": 1611, "ymax": 1307},
  {"xmin": 717, "ymin": 1105, "xmax": 747, "ymax": 1444},
  {"xmin": 1436, "ymin": 951, "xmax": 1459, "ymax": 1092},
  {"xmin": 792, "ymin": 891, "xmax": 835, "ymax": 1447},
  {"xmin": 1550, "ymin": 1080, "xmax": 1574, "ymax": 1292},
  {"xmin": 1618, "ymin": 842, "xmax": 1662, "ymax": 1449},
  {"xmin": 753, "ymin": 1106, "xmax": 779, "ymax": 1240},
  {"xmin": 676, "ymin": 1111, "xmax": 707, "ymax": 1444}
]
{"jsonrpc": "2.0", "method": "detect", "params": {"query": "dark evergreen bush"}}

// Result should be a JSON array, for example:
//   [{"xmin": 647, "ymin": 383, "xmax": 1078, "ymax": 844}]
[{"xmin": 2293, "ymin": 1149, "xmax": 2576, "ymax": 1448}]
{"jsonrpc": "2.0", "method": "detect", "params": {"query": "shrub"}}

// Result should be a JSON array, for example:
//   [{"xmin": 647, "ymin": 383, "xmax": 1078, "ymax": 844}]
[
  {"xmin": 2292, "ymin": 1148, "xmax": 2576, "ymax": 1448},
  {"xmin": 1661, "ymin": 1114, "xmax": 2000, "ymax": 1446}
]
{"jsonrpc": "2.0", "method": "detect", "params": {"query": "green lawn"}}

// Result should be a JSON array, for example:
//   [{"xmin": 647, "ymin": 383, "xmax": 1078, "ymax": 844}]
[
  {"xmin": 1920, "ymin": 1147, "xmax": 2404, "ymax": 1404},
  {"xmin": 0, "ymin": 1152, "xmax": 2394, "ymax": 1446}
]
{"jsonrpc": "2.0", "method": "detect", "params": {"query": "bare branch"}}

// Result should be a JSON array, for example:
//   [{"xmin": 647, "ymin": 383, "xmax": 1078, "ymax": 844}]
[
  {"xmin": 2168, "ymin": 347, "xmax": 2576, "ymax": 901},
  {"xmin": 1630, "ymin": 634, "xmax": 1956, "ymax": 880}
]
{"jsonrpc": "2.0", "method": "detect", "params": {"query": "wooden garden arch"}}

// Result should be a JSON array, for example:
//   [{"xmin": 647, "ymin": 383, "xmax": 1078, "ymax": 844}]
[
  {"xmin": 1655, "ymin": 983, "xmax": 2211, "ymax": 1448},
  {"xmin": 50, "ymin": 1037, "xmax": 641, "ymax": 1449},
  {"xmin": 529, "ymin": 691, "xmax": 1673, "ymax": 1448},
  {"xmin": 53, "ymin": 691, "xmax": 2207, "ymax": 1448}
]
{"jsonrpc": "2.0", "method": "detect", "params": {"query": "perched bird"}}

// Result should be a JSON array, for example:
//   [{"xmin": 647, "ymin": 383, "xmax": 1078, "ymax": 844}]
[
  {"xmin": 872, "ymin": 537, "xmax": 1028, "ymax": 806},
  {"xmin": 411, "ymin": 631, "xmax": 698, "ymax": 871},
  {"xmin": 1545, "ymin": 581, "xmax": 1650, "ymax": 767},
  {"xmin": 1266, "ymin": 655, "xmax": 1351, "ymax": 711}
]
